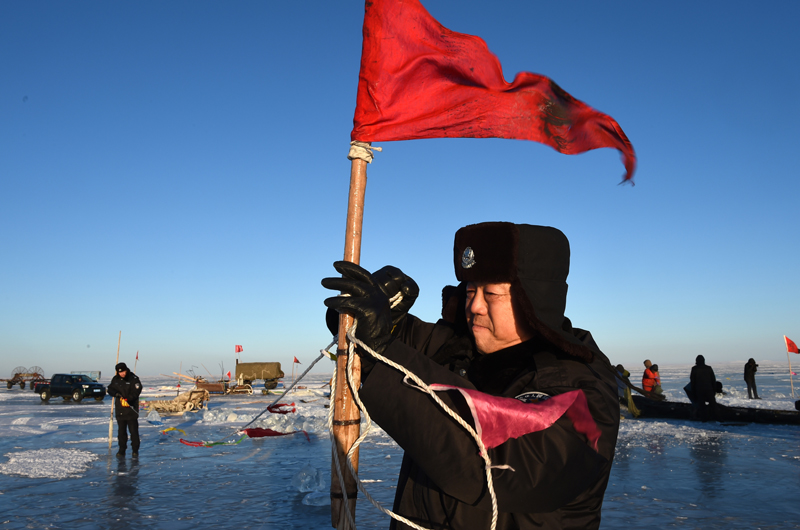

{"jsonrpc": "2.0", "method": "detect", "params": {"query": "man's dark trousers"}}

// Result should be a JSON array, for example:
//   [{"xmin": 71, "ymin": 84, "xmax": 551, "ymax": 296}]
[{"xmin": 117, "ymin": 417, "xmax": 140, "ymax": 453}]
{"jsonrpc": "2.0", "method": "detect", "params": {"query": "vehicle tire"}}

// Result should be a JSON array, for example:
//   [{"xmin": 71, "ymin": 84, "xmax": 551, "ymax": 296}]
[
  {"xmin": 20, "ymin": 382, "xmax": 26, "ymax": 390},
  {"xmin": 72, "ymin": 389, "xmax": 83, "ymax": 403},
  {"xmin": 40, "ymin": 389, "xmax": 51, "ymax": 401},
  {"xmin": 94, "ymin": 395, "xmax": 105, "ymax": 402},
  {"xmin": 6, "ymin": 382, "xmax": 11, "ymax": 389},
  {"xmin": 264, "ymin": 379, "xmax": 278, "ymax": 390}
]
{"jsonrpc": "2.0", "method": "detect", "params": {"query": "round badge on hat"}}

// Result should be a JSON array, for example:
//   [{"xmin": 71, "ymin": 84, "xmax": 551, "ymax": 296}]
[{"xmin": 462, "ymin": 247, "xmax": 476, "ymax": 269}]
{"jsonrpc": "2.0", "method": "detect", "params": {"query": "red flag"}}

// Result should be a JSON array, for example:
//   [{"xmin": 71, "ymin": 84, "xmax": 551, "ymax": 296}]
[
  {"xmin": 243, "ymin": 428, "xmax": 310, "ymax": 442},
  {"xmin": 235, "ymin": 345, "xmax": 243, "ymax": 353},
  {"xmin": 352, "ymin": 0, "xmax": 636, "ymax": 183},
  {"xmin": 785, "ymin": 336, "xmax": 799, "ymax": 354},
  {"xmin": 226, "ymin": 370, "xmax": 231, "ymax": 379},
  {"xmin": 293, "ymin": 356, "xmax": 301, "ymax": 364},
  {"xmin": 135, "ymin": 351, "xmax": 139, "ymax": 360},
  {"xmin": 267, "ymin": 402, "xmax": 296, "ymax": 414}
]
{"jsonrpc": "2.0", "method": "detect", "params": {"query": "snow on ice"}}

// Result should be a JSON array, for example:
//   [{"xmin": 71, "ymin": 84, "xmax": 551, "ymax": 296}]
[{"xmin": 0, "ymin": 362, "xmax": 797, "ymax": 528}]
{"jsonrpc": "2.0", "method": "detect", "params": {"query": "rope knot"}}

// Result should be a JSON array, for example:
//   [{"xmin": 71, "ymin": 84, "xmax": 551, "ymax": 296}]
[{"xmin": 348, "ymin": 141, "xmax": 382, "ymax": 163}]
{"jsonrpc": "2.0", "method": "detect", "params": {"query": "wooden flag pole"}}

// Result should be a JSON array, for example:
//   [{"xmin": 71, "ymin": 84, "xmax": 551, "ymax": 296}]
[
  {"xmin": 107, "ymin": 331, "xmax": 121, "ymax": 451},
  {"xmin": 331, "ymin": 155, "xmax": 369, "ymax": 529},
  {"xmin": 788, "ymin": 351, "xmax": 795, "ymax": 399}
]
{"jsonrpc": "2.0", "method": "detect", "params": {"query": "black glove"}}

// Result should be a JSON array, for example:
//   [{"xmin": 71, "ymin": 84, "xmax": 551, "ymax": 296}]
[
  {"xmin": 372, "ymin": 265, "xmax": 419, "ymax": 326},
  {"xmin": 322, "ymin": 261, "xmax": 394, "ymax": 357},
  {"xmin": 325, "ymin": 265, "xmax": 419, "ymax": 336}
]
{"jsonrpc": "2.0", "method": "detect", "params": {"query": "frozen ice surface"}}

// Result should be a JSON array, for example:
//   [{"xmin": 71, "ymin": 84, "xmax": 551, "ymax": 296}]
[
  {"xmin": 145, "ymin": 410, "xmax": 161, "ymax": 424},
  {"xmin": 0, "ymin": 448, "xmax": 98, "ymax": 479},
  {"xmin": 291, "ymin": 464, "xmax": 325, "ymax": 492},
  {"xmin": 302, "ymin": 490, "xmax": 331, "ymax": 506},
  {"xmin": 0, "ymin": 365, "xmax": 797, "ymax": 528}
]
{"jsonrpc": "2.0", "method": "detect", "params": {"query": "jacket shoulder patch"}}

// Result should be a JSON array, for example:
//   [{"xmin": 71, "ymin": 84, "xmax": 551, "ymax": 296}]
[{"xmin": 515, "ymin": 391, "xmax": 551, "ymax": 403}]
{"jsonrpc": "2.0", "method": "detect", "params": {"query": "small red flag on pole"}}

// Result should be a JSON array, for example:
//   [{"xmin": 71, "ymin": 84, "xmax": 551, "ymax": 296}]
[
  {"xmin": 235, "ymin": 345, "xmax": 243, "ymax": 353},
  {"xmin": 785, "ymin": 336, "xmax": 797, "ymax": 398},
  {"xmin": 226, "ymin": 370, "xmax": 231, "ymax": 379},
  {"xmin": 293, "ymin": 356, "xmax": 301, "ymax": 364}
]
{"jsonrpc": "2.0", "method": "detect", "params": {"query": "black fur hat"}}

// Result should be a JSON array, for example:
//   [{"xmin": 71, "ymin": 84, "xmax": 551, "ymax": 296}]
[
  {"xmin": 453, "ymin": 222, "xmax": 595, "ymax": 361},
  {"xmin": 115, "ymin": 362, "xmax": 129, "ymax": 372}
]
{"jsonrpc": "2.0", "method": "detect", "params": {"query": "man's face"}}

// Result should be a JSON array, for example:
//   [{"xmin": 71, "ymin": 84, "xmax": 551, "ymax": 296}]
[
  {"xmin": 118, "ymin": 370, "xmax": 127, "ymax": 377},
  {"xmin": 465, "ymin": 282, "xmax": 532, "ymax": 354}
]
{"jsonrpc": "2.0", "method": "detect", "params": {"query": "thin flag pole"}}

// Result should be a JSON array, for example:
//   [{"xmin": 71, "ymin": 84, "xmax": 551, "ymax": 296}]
[
  {"xmin": 108, "ymin": 331, "xmax": 121, "ymax": 451},
  {"xmin": 331, "ymin": 155, "xmax": 368, "ymax": 529},
  {"xmin": 785, "ymin": 336, "xmax": 797, "ymax": 399}
]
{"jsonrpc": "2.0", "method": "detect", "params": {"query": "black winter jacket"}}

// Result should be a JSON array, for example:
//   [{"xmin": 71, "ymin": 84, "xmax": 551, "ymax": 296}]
[
  {"xmin": 360, "ymin": 316, "xmax": 620, "ymax": 530},
  {"xmin": 107, "ymin": 372, "xmax": 143, "ymax": 419},
  {"xmin": 689, "ymin": 363, "xmax": 716, "ymax": 403},
  {"xmin": 744, "ymin": 361, "xmax": 757, "ymax": 383}
]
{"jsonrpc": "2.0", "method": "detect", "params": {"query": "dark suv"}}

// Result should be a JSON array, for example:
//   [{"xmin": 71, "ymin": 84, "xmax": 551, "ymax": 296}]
[{"xmin": 35, "ymin": 374, "xmax": 106, "ymax": 402}]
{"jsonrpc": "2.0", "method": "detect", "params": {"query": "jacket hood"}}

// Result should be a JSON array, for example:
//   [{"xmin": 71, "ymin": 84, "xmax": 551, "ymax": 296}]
[{"xmin": 453, "ymin": 222, "xmax": 595, "ymax": 361}]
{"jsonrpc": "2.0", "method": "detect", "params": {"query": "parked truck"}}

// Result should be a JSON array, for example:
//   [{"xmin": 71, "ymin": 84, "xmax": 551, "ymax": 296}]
[
  {"xmin": 34, "ymin": 374, "xmax": 107, "ymax": 403},
  {"xmin": 235, "ymin": 361, "xmax": 284, "ymax": 390}
]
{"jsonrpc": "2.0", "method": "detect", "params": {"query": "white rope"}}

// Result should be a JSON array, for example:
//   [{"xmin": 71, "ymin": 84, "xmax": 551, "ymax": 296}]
[
  {"xmin": 347, "ymin": 140, "xmax": 382, "ymax": 164},
  {"xmin": 328, "ymin": 293, "xmax": 500, "ymax": 530}
]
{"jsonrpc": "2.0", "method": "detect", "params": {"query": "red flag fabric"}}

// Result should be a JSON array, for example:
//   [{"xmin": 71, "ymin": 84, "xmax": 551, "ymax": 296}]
[
  {"xmin": 267, "ymin": 402, "xmax": 296, "ymax": 414},
  {"xmin": 226, "ymin": 370, "xmax": 232, "ymax": 379},
  {"xmin": 243, "ymin": 428, "xmax": 311, "ymax": 442},
  {"xmin": 352, "ymin": 0, "xmax": 636, "ymax": 183},
  {"xmin": 135, "ymin": 351, "xmax": 138, "ymax": 360},
  {"xmin": 293, "ymin": 356, "xmax": 301, "ymax": 364},
  {"xmin": 235, "ymin": 345, "xmax": 243, "ymax": 353},
  {"xmin": 428, "ymin": 384, "xmax": 600, "ymax": 451},
  {"xmin": 785, "ymin": 336, "xmax": 799, "ymax": 354}
]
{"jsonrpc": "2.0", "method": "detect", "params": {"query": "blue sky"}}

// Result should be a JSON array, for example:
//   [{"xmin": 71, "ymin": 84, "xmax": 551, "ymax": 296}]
[{"xmin": 2, "ymin": 1, "xmax": 798, "ymax": 378}]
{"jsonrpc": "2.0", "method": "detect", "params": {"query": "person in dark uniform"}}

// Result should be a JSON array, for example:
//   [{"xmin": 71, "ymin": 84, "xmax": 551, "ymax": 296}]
[
  {"xmin": 744, "ymin": 358, "xmax": 760, "ymax": 399},
  {"xmin": 323, "ymin": 222, "xmax": 620, "ymax": 530},
  {"xmin": 689, "ymin": 355, "xmax": 719, "ymax": 421},
  {"xmin": 107, "ymin": 362, "xmax": 143, "ymax": 457}
]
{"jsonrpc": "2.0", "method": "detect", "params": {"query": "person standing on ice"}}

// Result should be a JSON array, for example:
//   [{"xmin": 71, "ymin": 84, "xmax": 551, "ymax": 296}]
[
  {"xmin": 323, "ymin": 222, "xmax": 620, "ymax": 530},
  {"xmin": 107, "ymin": 362, "xmax": 143, "ymax": 458},
  {"xmin": 744, "ymin": 358, "xmax": 760, "ymax": 399},
  {"xmin": 689, "ymin": 355, "xmax": 719, "ymax": 421}
]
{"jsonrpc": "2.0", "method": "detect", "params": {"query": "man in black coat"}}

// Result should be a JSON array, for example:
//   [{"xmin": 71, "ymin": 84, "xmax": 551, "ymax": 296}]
[
  {"xmin": 689, "ymin": 355, "xmax": 719, "ymax": 421},
  {"xmin": 744, "ymin": 358, "xmax": 760, "ymax": 399},
  {"xmin": 107, "ymin": 362, "xmax": 143, "ymax": 457},
  {"xmin": 323, "ymin": 222, "xmax": 620, "ymax": 530}
]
